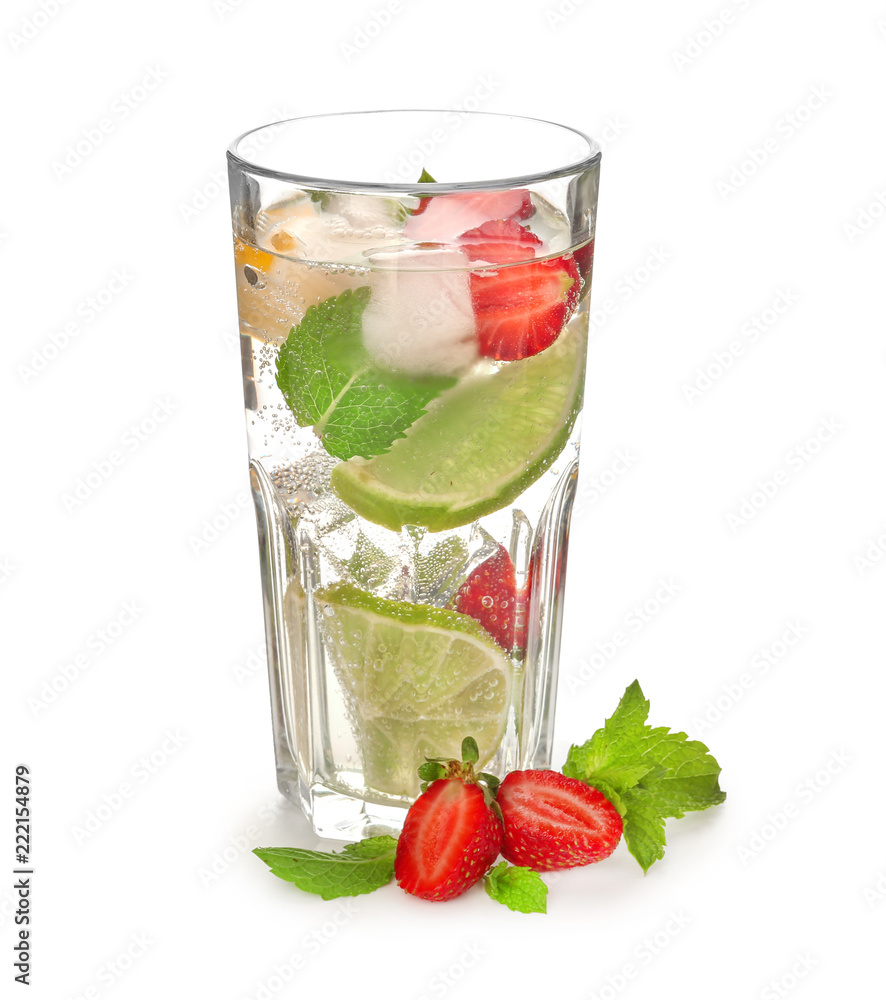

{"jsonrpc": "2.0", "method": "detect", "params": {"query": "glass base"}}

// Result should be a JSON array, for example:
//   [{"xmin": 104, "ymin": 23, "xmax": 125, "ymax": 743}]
[
  {"xmin": 252, "ymin": 445, "xmax": 577, "ymax": 842},
  {"xmin": 275, "ymin": 766, "xmax": 415, "ymax": 840}
]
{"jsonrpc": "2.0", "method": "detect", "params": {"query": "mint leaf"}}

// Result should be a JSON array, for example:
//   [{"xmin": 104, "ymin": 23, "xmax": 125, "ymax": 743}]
[
  {"xmin": 417, "ymin": 168, "xmax": 436, "ymax": 183},
  {"xmin": 562, "ymin": 680, "xmax": 725, "ymax": 873},
  {"xmin": 484, "ymin": 862, "xmax": 547, "ymax": 914},
  {"xmin": 617, "ymin": 788, "xmax": 667, "ymax": 873},
  {"xmin": 275, "ymin": 288, "xmax": 455, "ymax": 461},
  {"xmin": 632, "ymin": 727, "xmax": 727, "ymax": 818},
  {"xmin": 562, "ymin": 681, "xmax": 659, "ymax": 793},
  {"xmin": 253, "ymin": 835, "xmax": 397, "ymax": 899}
]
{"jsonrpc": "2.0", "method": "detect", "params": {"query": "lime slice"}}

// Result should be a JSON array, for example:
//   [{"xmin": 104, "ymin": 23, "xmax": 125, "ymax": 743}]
[
  {"xmin": 330, "ymin": 322, "xmax": 585, "ymax": 532},
  {"xmin": 318, "ymin": 584, "xmax": 512, "ymax": 798}
]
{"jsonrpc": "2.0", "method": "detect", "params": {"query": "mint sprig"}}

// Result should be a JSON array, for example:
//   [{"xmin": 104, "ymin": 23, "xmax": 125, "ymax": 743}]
[
  {"xmin": 275, "ymin": 288, "xmax": 455, "ymax": 461},
  {"xmin": 484, "ymin": 862, "xmax": 547, "ymax": 914},
  {"xmin": 253, "ymin": 836, "xmax": 397, "ymax": 899},
  {"xmin": 562, "ymin": 680, "xmax": 726, "ymax": 873}
]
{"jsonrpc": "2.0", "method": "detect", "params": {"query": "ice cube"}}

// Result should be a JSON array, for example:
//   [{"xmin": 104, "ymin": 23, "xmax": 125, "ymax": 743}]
[
  {"xmin": 323, "ymin": 193, "xmax": 406, "ymax": 234},
  {"xmin": 403, "ymin": 527, "xmax": 471, "ymax": 606},
  {"xmin": 527, "ymin": 191, "xmax": 571, "ymax": 253},
  {"xmin": 361, "ymin": 247, "xmax": 479, "ymax": 377},
  {"xmin": 268, "ymin": 205, "xmax": 401, "ymax": 266}
]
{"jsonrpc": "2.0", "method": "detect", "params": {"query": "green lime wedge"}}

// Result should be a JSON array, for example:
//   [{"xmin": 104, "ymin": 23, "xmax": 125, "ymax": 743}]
[
  {"xmin": 329, "ymin": 322, "xmax": 586, "ymax": 532},
  {"xmin": 317, "ymin": 584, "xmax": 512, "ymax": 798}
]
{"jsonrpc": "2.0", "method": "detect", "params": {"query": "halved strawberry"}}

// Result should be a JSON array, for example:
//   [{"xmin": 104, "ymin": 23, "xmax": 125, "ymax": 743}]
[
  {"xmin": 451, "ymin": 544, "xmax": 526, "ymax": 653},
  {"xmin": 573, "ymin": 238, "xmax": 594, "ymax": 303},
  {"xmin": 458, "ymin": 219, "xmax": 543, "ymax": 264},
  {"xmin": 573, "ymin": 237, "xmax": 595, "ymax": 285},
  {"xmin": 395, "ymin": 741, "xmax": 502, "ymax": 902},
  {"xmin": 470, "ymin": 254, "xmax": 580, "ymax": 361},
  {"xmin": 496, "ymin": 770, "xmax": 623, "ymax": 871},
  {"xmin": 404, "ymin": 189, "xmax": 533, "ymax": 242}
]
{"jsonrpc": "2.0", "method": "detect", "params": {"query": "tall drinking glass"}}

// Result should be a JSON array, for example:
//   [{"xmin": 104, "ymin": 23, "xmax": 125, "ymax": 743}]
[{"xmin": 227, "ymin": 111, "xmax": 600, "ymax": 840}]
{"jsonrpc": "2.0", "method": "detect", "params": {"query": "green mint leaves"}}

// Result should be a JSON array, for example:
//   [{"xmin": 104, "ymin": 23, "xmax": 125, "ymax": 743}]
[
  {"xmin": 562, "ymin": 680, "xmax": 726, "ymax": 873},
  {"xmin": 417, "ymin": 168, "xmax": 436, "ymax": 183},
  {"xmin": 275, "ymin": 288, "xmax": 454, "ymax": 461},
  {"xmin": 253, "ymin": 836, "xmax": 397, "ymax": 899},
  {"xmin": 484, "ymin": 862, "xmax": 547, "ymax": 914}
]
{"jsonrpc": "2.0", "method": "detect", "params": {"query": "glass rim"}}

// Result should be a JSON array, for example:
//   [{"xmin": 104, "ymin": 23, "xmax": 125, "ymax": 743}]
[{"xmin": 227, "ymin": 109, "xmax": 600, "ymax": 194}]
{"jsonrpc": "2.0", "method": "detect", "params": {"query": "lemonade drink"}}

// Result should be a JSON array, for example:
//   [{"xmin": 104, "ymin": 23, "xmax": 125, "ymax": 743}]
[{"xmin": 229, "ymin": 111, "xmax": 600, "ymax": 839}]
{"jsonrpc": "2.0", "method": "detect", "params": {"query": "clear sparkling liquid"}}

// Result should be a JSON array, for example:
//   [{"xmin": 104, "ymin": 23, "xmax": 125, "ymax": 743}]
[{"xmin": 236, "ymin": 206, "xmax": 591, "ymax": 839}]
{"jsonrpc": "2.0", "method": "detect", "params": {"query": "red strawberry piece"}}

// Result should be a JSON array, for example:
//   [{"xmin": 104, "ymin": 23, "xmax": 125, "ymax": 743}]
[
  {"xmin": 470, "ymin": 254, "xmax": 580, "ymax": 361},
  {"xmin": 496, "ymin": 770, "xmax": 623, "ymax": 871},
  {"xmin": 395, "ymin": 777, "xmax": 502, "ymax": 902},
  {"xmin": 451, "ymin": 544, "xmax": 526, "ymax": 653},
  {"xmin": 404, "ymin": 189, "xmax": 533, "ymax": 242},
  {"xmin": 458, "ymin": 219, "xmax": 543, "ymax": 264},
  {"xmin": 412, "ymin": 196, "xmax": 432, "ymax": 217},
  {"xmin": 411, "ymin": 168, "xmax": 436, "ymax": 217},
  {"xmin": 573, "ymin": 238, "xmax": 594, "ymax": 286}
]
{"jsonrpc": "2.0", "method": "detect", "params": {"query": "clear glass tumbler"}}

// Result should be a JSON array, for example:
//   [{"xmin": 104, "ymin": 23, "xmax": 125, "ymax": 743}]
[{"xmin": 227, "ymin": 111, "xmax": 600, "ymax": 839}]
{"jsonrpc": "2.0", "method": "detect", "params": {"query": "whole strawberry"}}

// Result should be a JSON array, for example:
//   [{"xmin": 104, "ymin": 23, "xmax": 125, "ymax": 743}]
[
  {"xmin": 496, "ymin": 769, "xmax": 622, "ymax": 871},
  {"xmin": 395, "ymin": 738, "xmax": 502, "ymax": 901}
]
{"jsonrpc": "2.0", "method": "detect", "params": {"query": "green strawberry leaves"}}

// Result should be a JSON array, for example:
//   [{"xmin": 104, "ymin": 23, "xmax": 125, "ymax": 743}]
[
  {"xmin": 562, "ymin": 680, "xmax": 726, "ymax": 873},
  {"xmin": 416, "ymin": 736, "xmax": 498, "ymax": 798},
  {"xmin": 484, "ymin": 862, "xmax": 547, "ymax": 914},
  {"xmin": 461, "ymin": 736, "xmax": 480, "ymax": 765},
  {"xmin": 275, "ymin": 287, "xmax": 455, "ymax": 461},
  {"xmin": 417, "ymin": 761, "xmax": 447, "ymax": 786},
  {"xmin": 253, "ymin": 836, "xmax": 397, "ymax": 899}
]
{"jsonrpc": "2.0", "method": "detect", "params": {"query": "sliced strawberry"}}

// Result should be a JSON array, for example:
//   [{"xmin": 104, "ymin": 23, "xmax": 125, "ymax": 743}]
[
  {"xmin": 496, "ymin": 770, "xmax": 623, "ymax": 871},
  {"xmin": 470, "ymin": 254, "xmax": 580, "ymax": 361},
  {"xmin": 404, "ymin": 189, "xmax": 533, "ymax": 242},
  {"xmin": 458, "ymin": 219, "xmax": 543, "ymax": 264},
  {"xmin": 451, "ymin": 544, "xmax": 526, "ymax": 653},
  {"xmin": 395, "ymin": 744, "xmax": 502, "ymax": 902},
  {"xmin": 573, "ymin": 238, "xmax": 595, "ymax": 288}
]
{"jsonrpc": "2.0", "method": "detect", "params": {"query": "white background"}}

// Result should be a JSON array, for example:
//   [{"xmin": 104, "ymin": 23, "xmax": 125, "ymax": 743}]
[{"xmin": 3, "ymin": 0, "xmax": 885, "ymax": 997}]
